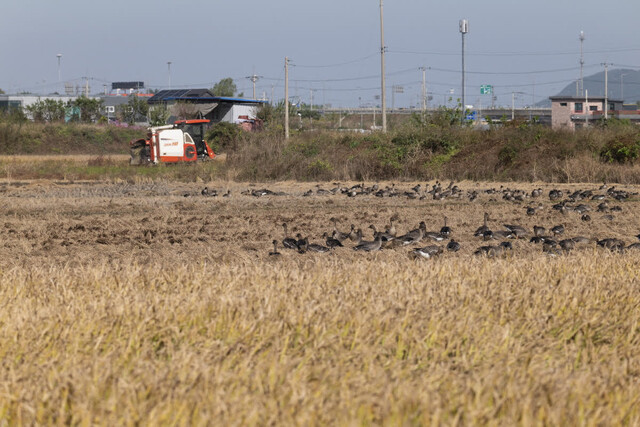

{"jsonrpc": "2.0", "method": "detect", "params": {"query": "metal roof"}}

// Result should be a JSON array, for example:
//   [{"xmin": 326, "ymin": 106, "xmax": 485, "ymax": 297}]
[{"xmin": 148, "ymin": 89, "xmax": 267, "ymax": 104}]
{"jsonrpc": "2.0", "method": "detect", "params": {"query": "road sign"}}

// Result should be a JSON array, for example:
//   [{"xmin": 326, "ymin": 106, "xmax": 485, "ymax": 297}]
[{"xmin": 480, "ymin": 84, "xmax": 493, "ymax": 95}]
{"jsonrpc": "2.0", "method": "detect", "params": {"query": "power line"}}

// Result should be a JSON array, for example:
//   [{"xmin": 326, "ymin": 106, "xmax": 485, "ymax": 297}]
[
  {"xmin": 294, "ymin": 53, "xmax": 378, "ymax": 68},
  {"xmin": 389, "ymin": 46, "xmax": 640, "ymax": 57}
]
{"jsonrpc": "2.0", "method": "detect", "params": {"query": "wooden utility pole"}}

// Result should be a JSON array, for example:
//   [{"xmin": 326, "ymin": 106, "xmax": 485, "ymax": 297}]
[
  {"xmin": 285, "ymin": 57, "xmax": 290, "ymax": 139},
  {"xmin": 380, "ymin": 0, "xmax": 387, "ymax": 132}
]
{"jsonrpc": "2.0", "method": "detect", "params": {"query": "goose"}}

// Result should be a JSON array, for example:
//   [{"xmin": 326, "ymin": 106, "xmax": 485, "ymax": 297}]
[
  {"xmin": 581, "ymin": 214, "xmax": 591, "ymax": 222},
  {"xmin": 295, "ymin": 233, "xmax": 306, "ymax": 250},
  {"xmin": 542, "ymin": 239, "xmax": 558, "ymax": 252},
  {"xmin": 551, "ymin": 225, "xmax": 565, "ymax": 236},
  {"xmin": 569, "ymin": 236, "xmax": 592, "ymax": 245},
  {"xmin": 322, "ymin": 232, "xmax": 343, "ymax": 248},
  {"xmin": 330, "ymin": 218, "xmax": 352, "ymax": 242},
  {"xmin": 558, "ymin": 239, "xmax": 575, "ymax": 252},
  {"xmin": 439, "ymin": 216, "xmax": 452, "ymax": 237},
  {"xmin": 483, "ymin": 229, "xmax": 512, "ymax": 241},
  {"xmin": 304, "ymin": 238, "xmax": 331, "ymax": 253},
  {"xmin": 281, "ymin": 223, "xmax": 299, "ymax": 250},
  {"xmin": 269, "ymin": 240, "xmax": 281, "ymax": 256},
  {"xmin": 346, "ymin": 228, "xmax": 363, "ymax": 245},
  {"xmin": 369, "ymin": 224, "xmax": 395, "ymax": 244},
  {"xmin": 222, "ymin": 189, "xmax": 231, "ymax": 197},
  {"xmin": 353, "ymin": 235, "xmax": 383, "ymax": 252},
  {"xmin": 543, "ymin": 243, "xmax": 563, "ymax": 257},
  {"xmin": 409, "ymin": 245, "xmax": 442, "ymax": 260},
  {"xmin": 446, "ymin": 239, "xmax": 461, "ymax": 252},
  {"xmin": 503, "ymin": 224, "xmax": 529, "ymax": 239},
  {"xmin": 474, "ymin": 213, "xmax": 490, "ymax": 237},
  {"xmin": 474, "ymin": 241, "xmax": 512, "ymax": 257},
  {"xmin": 315, "ymin": 185, "xmax": 331, "ymax": 195},
  {"xmin": 533, "ymin": 225, "xmax": 546, "ymax": 237},
  {"xmin": 386, "ymin": 216, "xmax": 398, "ymax": 236},
  {"xmin": 424, "ymin": 230, "xmax": 446, "ymax": 241},
  {"xmin": 597, "ymin": 238, "xmax": 625, "ymax": 252},
  {"xmin": 396, "ymin": 221, "xmax": 426, "ymax": 246}
]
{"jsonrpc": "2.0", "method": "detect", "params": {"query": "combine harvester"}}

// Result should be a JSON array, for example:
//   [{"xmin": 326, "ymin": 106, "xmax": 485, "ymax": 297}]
[{"xmin": 129, "ymin": 119, "xmax": 215, "ymax": 165}]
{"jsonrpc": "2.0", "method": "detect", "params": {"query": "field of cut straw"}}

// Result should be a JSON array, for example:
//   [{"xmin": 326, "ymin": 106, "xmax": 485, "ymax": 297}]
[{"xmin": 1, "ymin": 178, "xmax": 640, "ymax": 425}]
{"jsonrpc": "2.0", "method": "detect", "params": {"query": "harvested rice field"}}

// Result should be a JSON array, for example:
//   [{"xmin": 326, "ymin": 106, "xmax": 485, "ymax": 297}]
[{"xmin": 1, "ymin": 178, "xmax": 640, "ymax": 425}]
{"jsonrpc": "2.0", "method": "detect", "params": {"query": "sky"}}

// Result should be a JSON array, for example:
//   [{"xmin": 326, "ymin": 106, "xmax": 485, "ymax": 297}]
[{"xmin": 2, "ymin": 0, "xmax": 639, "ymax": 108}]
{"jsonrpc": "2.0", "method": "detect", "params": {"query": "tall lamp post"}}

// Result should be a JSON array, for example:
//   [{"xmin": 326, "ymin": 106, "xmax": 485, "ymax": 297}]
[
  {"xmin": 56, "ymin": 54, "xmax": 62, "ymax": 91},
  {"xmin": 459, "ymin": 19, "xmax": 469, "ymax": 123},
  {"xmin": 380, "ymin": 0, "xmax": 387, "ymax": 133},
  {"xmin": 167, "ymin": 61, "xmax": 172, "ymax": 89}
]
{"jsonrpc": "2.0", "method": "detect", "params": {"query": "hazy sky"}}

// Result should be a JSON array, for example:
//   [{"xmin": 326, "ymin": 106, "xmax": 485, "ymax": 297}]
[{"xmin": 2, "ymin": 0, "xmax": 639, "ymax": 108}]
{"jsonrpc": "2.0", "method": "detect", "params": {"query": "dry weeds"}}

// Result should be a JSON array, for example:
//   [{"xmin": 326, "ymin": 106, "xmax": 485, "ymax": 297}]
[{"xmin": 1, "ymin": 179, "xmax": 640, "ymax": 425}]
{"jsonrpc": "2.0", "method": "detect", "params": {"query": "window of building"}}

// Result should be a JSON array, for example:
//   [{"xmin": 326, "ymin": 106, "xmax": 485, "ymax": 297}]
[
  {"xmin": 574, "ymin": 102, "xmax": 583, "ymax": 112},
  {"xmin": 609, "ymin": 103, "xmax": 615, "ymax": 111},
  {"xmin": 560, "ymin": 102, "xmax": 568, "ymax": 107},
  {"xmin": 589, "ymin": 105, "xmax": 598, "ymax": 111}
]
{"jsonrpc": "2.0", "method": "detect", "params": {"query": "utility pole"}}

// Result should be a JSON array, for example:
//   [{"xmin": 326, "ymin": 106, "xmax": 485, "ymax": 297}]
[
  {"xmin": 460, "ymin": 19, "xmax": 469, "ymax": 123},
  {"xmin": 379, "ymin": 0, "xmax": 387, "ymax": 132},
  {"xmin": 621, "ymin": 73, "xmax": 627, "ymax": 101},
  {"xmin": 285, "ymin": 57, "xmax": 290, "ymax": 139},
  {"xmin": 246, "ymin": 74, "xmax": 261, "ymax": 99},
  {"xmin": 602, "ymin": 62, "xmax": 609, "ymax": 120},
  {"xmin": 585, "ymin": 89, "xmax": 589, "ymax": 127},
  {"xmin": 579, "ymin": 31, "xmax": 585, "ymax": 96},
  {"xmin": 511, "ymin": 92, "xmax": 515, "ymax": 121},
  {"xmin": 419, "ymin": 67, "xmax": 427, "ymax": 114}
]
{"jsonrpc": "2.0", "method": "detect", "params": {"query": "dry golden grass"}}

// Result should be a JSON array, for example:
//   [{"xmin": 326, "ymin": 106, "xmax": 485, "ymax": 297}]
[{"xmin": 1, "ymin": 179, "xmax": 640, "ymax": 425}]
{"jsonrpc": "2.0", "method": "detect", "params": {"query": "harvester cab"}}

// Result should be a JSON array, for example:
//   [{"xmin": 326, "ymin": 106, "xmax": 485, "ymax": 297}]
[{"xmin": 129, "ymin": 119, "xmax": 215, "ymax": 165}]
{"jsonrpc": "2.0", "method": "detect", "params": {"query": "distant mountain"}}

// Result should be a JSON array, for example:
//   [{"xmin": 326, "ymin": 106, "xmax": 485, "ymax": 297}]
[{"xmin": 552, "ymin": 68, "xmax": 640, "ymax": 104}]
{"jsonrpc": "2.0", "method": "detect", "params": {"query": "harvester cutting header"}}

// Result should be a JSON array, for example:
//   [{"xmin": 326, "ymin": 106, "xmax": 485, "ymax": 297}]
[{"xmin": 129, "ymin": 119, "xmax": 215, "ymax": 165}]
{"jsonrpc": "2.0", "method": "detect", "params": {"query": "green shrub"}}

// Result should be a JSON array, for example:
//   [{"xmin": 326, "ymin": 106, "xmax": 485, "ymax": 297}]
[{"xmin": 205, "ymin": 122, "xmax": 243, "ymax": 152}]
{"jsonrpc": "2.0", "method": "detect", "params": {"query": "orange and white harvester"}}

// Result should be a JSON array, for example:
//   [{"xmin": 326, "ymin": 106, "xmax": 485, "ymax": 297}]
[{"xmin": 129, "ymin": 119, "xmax": 215, "ymax": 165}]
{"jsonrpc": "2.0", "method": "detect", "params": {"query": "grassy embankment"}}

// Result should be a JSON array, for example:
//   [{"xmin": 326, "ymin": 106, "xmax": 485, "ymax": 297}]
[{"xmin": 2, "ymin": 115, "xmax": 640, "ymax": 183}]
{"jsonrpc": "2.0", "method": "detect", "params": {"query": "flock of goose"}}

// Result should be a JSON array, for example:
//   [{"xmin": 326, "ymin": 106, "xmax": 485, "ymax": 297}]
[{"xmin": 259, "ymin": 182, "xmax": 640, "ymax": 259}]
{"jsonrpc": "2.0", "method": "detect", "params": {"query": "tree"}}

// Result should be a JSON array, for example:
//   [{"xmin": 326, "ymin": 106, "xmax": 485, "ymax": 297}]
[
  {"xmin": 211, "ymin": 78, "xmax": 237, "ymax": 97},
  {"xmin": 68, "ymin": 95, "xmax": 104, "ymax": 123},
  {"xmin": 116, "ymin": 96, "xmax": 149, "ymax": 124},
  {"xmin": 149, "ymin": 104, "xmax": 170, "ymax": 126},
  {"xmin": 25, "ymin": 99, "xmax": 66, "ymax": 122},
  {"xmin": 0, "ymin": 88, "xmax": 5, "ymax": 95}
]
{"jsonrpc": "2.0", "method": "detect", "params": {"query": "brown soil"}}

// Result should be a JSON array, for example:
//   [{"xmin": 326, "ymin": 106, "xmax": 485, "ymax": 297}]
[{"xmin": 1, "ymin": 179, "xmax": 637, "ymax": 267}]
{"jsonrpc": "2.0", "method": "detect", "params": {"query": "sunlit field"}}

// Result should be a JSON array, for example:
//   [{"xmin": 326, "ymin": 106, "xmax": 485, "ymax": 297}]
[{"xmin": 1, "ymin": 178, "xmax": 639, "ymax": 424}]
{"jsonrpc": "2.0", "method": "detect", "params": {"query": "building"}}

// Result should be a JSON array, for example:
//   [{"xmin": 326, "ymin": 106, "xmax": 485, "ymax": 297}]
[
  {"xmin": 147, "ymin": 89, "xmax": 267, "ymax": 126},
  {"xmin": 0, "ymin": 94, "xmax": 79, "ymax": 117},
  {"xmin": 100, "ymin": 93, "xmax": 154, "ymax": 123},
  {"xmin": 549, "ymin": 95, "xmax": 624, "ymax": 130}
]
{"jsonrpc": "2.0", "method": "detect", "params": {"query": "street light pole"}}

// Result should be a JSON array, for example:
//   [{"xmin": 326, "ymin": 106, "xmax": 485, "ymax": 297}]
[
  {"xmin": 380, "ymin": 0, "xmax": 387, "ymax": 133},
  {"xmin": 167, "ymin": 61, "xmax": 172, "ymax": 89},
  {"xmin": 285, "ymin": 57, "xmax": 290, "ymax": 139},
  {"xmin": 56, "ymin": 54, "xmax": 62, "ymax": 91},
  {"xmin": 459, "ymin": 19, "xmax": 469, "ymax": 123}
]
